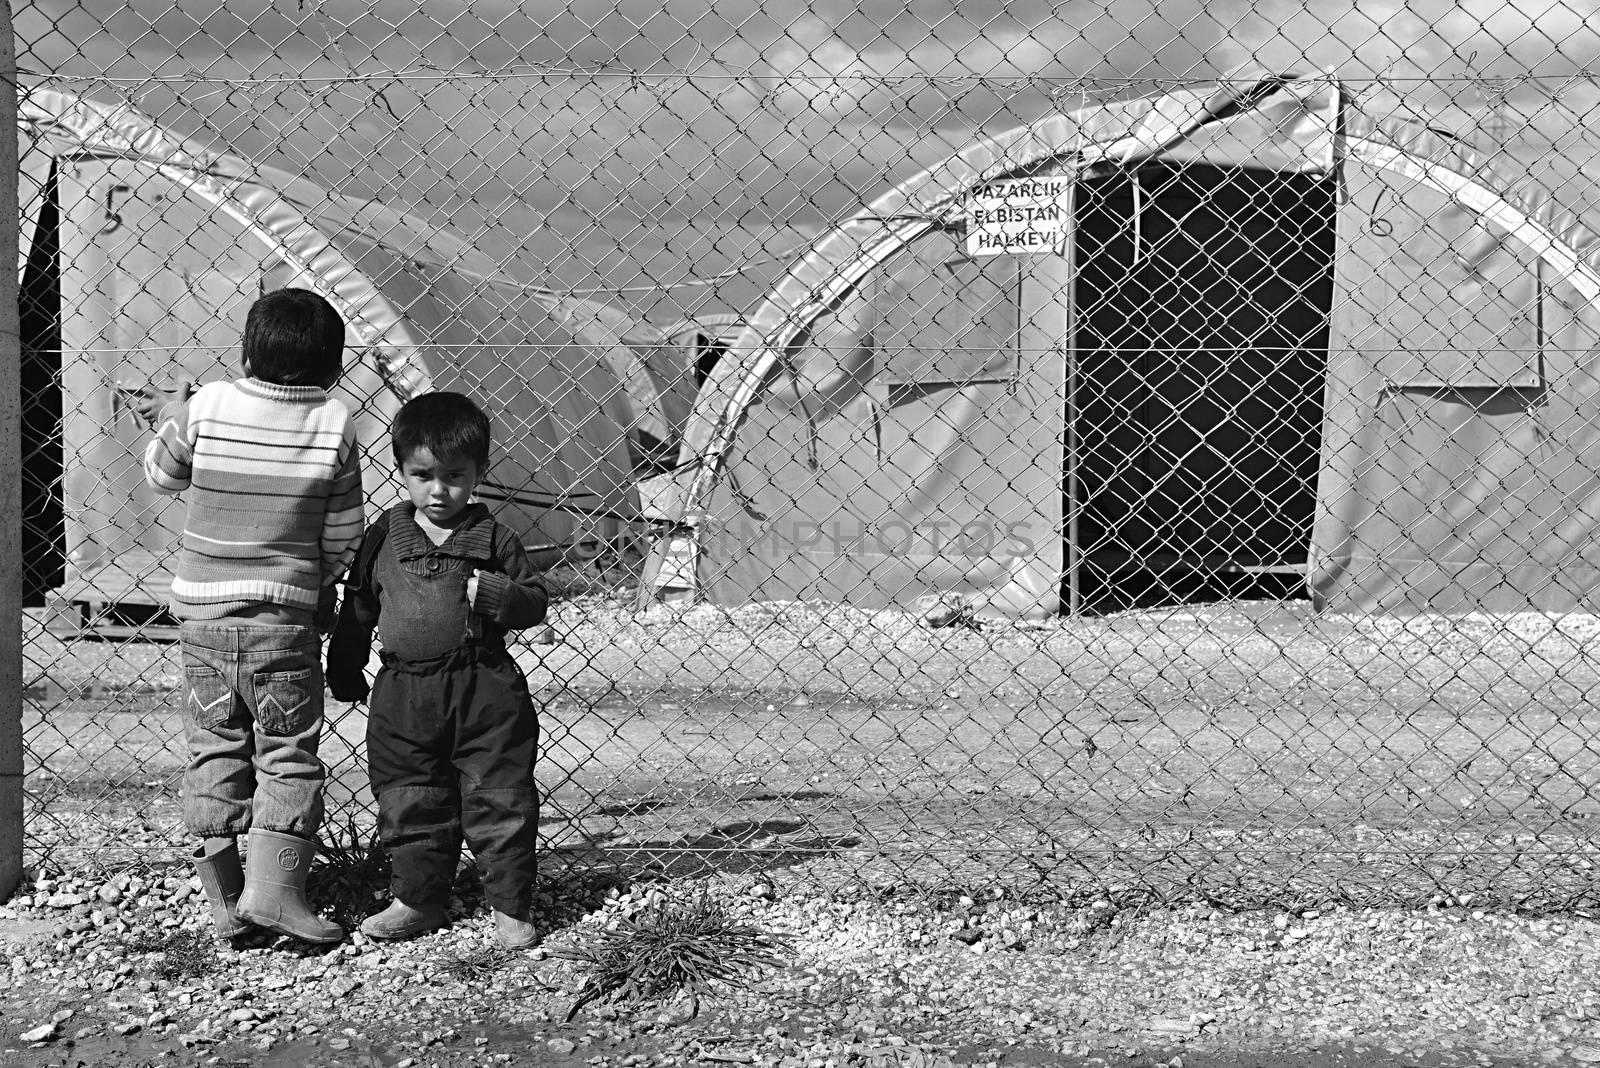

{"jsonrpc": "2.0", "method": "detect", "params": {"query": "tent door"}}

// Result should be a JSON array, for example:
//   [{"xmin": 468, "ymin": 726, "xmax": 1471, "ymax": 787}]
[
  {"xmin": 21, "ymin": 160, "xmax": 64, "ymax": 608},
  {"xmin": 1069, "ymin": 162, "xmax": 1336, "ymax": 612}
]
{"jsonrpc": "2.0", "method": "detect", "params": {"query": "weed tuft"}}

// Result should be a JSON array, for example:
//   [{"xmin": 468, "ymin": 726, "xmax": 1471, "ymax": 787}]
[
  {"xmin": 308, "ymin": 818, "xmax": 390, "ymax": 932},
  {"xmin": 119, "ymin": 927, "xmax": 222, "ymax": 980},
  {"xmin": 548, "ymin": 893, "xmax": 790, "ymax": 1021},
  {"xmin": 437, "ymin": 945, "xmax": 519, "ymax": 983}
]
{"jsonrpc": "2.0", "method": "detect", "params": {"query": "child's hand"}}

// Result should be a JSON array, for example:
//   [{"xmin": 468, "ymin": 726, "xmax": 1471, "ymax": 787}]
[
  {"xmin": 327, "ymin": 669, "xmax": 370, "ymax": 704},
  {"xmin": 466, "ymin": 570, "xmax": 479, "ymax": 609},
  {"xmin": 124, "ymin": 384, "xmax": 164, "ymax": 427},
  {"xmin": 125, "ymin": 381, "xmax": 194, "ymax": 428}
]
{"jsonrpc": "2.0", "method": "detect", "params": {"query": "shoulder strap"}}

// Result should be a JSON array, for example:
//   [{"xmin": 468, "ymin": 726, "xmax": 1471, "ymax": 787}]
[{"xmin": 348, "ymin": 512, "xmax": 392, "ymax": 589}]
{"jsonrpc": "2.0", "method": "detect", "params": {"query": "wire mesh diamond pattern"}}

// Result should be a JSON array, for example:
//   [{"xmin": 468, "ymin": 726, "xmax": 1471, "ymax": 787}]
[{"xmin": 7, "ymin": 0, "xmax": 1600, "ymax": 910}]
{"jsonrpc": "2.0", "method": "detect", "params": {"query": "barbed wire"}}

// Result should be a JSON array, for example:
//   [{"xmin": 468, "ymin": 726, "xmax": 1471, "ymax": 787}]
[
  {"xmin": 19, "ymin": 64, "xmax": 1600, "ymax": 89},
  {"xmin": 49, "ymin": 345, "xmax": 1575, "ymax": 354}
]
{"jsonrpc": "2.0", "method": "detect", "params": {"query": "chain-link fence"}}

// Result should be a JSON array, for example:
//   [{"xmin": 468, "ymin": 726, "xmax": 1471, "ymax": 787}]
[{"xmin": 9, "ymin": 1, "xmax": 1600, "ymax": 910}]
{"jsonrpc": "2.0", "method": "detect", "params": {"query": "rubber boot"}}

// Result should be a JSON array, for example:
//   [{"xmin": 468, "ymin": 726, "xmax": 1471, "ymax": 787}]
[
  {"xmin": 360, "ymin": 898, "xmax": 448, "ymax": 941},
  {"xmin": 494, "ymin": 908, "xmax": 541, "ymax": 949},
  {"xmin": 235, "ymin": 829, "xmax": 345, "ymax": 944},
  {"xmin": 192, "ymin": 837, "xmax": 253, "ymax": 939}
]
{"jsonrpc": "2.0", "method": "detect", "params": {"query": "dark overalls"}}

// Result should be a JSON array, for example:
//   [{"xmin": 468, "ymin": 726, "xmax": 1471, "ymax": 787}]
[{"xmin": 327, "ymin": 503, "xmax": 548, "ymax": 914}]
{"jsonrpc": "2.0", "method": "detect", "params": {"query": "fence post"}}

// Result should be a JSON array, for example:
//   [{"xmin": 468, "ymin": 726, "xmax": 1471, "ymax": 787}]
[{"xmin": 1, "ymin": 0, "xmax": 23, "ymax": 902}]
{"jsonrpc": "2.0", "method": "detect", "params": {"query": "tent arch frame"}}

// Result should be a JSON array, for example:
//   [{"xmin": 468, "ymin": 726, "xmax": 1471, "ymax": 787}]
[{"xmin": 672, "ymin": 75, "xmax": 1600, "ymax": 577}]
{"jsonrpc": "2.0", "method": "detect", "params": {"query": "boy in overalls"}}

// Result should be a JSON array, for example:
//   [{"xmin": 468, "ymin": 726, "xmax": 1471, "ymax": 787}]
[{"xmin": 327, "ymin": 391, "xmax": 547, "ymax": 947}]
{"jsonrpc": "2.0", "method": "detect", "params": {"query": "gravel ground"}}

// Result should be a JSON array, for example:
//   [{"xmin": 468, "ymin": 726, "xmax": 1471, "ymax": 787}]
[
  {"xmin": 18, "ymin": 593, "xmax": 1600, "ymax": 908},
  {"xmin": 12, "ymin": 587, "xmax": 1600, "ymax": 1065},
  {"xmin": 3, "ymin": 868, "xmax": 1600, "ymax": 1068}
]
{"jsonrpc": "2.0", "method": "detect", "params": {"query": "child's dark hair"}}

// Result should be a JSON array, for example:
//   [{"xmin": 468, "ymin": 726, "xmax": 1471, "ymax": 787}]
[
  {"xmin": 392, "ymin": 392, "xmax": 492, "ymax": 470},
  {"xmin": 242, "ymin": 288, "xmax": 345, "ymax": 388}
]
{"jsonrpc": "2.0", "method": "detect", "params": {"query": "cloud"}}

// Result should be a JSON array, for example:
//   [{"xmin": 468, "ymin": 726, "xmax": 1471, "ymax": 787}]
[{"xmin": 15, "ymin": 0, "xmax": 1600, "ymax": 320}]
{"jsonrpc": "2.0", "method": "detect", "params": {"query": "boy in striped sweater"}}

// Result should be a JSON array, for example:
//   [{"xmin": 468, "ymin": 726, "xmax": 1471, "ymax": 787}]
[{"xmin": 139, "ymin": 287, "xmax": 362, "ymax": 945}]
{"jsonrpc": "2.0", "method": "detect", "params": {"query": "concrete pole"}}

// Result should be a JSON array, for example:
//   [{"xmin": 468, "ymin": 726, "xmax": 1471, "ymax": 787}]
[{"xmin": 1, "ymin": 0, "xmax": 25, "ymax": 902}]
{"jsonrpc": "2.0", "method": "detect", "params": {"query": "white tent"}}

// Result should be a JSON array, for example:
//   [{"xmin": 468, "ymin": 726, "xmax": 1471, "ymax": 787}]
[
  {"xmin": 17, "ymin": 88, "xmax": 643, "ymax": 623},
  {"xmin": 641, "ymin": 73, "xmax": 1600, "ymax": 618},
  {"xmin": 548, "ymin": 295, "xmax": 709, "ymax": 471}
]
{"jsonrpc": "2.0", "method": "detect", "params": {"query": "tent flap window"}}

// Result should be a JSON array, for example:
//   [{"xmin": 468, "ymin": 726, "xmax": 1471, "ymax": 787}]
[
  {"xmin": 875, "ymin": 243, "xmax": 1022, "ymax": 385},
  {"xmin": 1345, "ymin": 171, "xmax": 1544, "ymax": 389}
]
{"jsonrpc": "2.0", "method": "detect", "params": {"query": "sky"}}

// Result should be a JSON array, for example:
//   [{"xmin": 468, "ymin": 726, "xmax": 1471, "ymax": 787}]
[{"xmin": 14, "ymin": 0, "xmax": 1600, "ymax": 321}]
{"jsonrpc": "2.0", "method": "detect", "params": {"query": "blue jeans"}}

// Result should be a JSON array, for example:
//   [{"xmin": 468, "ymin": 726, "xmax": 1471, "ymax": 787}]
[{"xmin": 178, "ymin": 622, "xmax": 327, "ymax": 839}]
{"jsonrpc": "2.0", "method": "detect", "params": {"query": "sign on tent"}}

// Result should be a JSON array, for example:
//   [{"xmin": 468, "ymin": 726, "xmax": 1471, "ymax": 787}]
[{"xmin": 964, "ymin": 177, "xmax": 1073, "ymax": 256}]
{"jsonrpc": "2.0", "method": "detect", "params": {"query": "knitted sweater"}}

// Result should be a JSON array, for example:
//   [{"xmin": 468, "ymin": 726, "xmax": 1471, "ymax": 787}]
[{"xmin": 143, "ymin": 378, "xmax": 364, "ymax": 621}]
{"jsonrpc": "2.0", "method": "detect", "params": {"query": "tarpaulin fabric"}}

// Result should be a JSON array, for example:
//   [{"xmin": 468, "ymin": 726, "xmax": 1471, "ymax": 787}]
[
  {"xmin": 655, "ymin": 72, "xmax": 1600, "ymax": 617},
  {"xmin": 18, "ymin": 88, "xmax": 641, "ymax": 611},
  {"xmin": 1312, "ymin": 117, "xmax": 1600, "ymax": 612}
]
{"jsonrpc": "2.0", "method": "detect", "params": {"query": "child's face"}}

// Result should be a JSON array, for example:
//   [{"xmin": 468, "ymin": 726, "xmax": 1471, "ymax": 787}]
[{"xmin": 399, "ymin": 447, "xmax": 480, "ymax": 527}]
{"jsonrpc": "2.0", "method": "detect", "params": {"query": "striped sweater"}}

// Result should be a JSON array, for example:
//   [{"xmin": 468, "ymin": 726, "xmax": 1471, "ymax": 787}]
[{"xmin": 144, "ymin": 378, "xmax": 365, "ymax": 621}]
